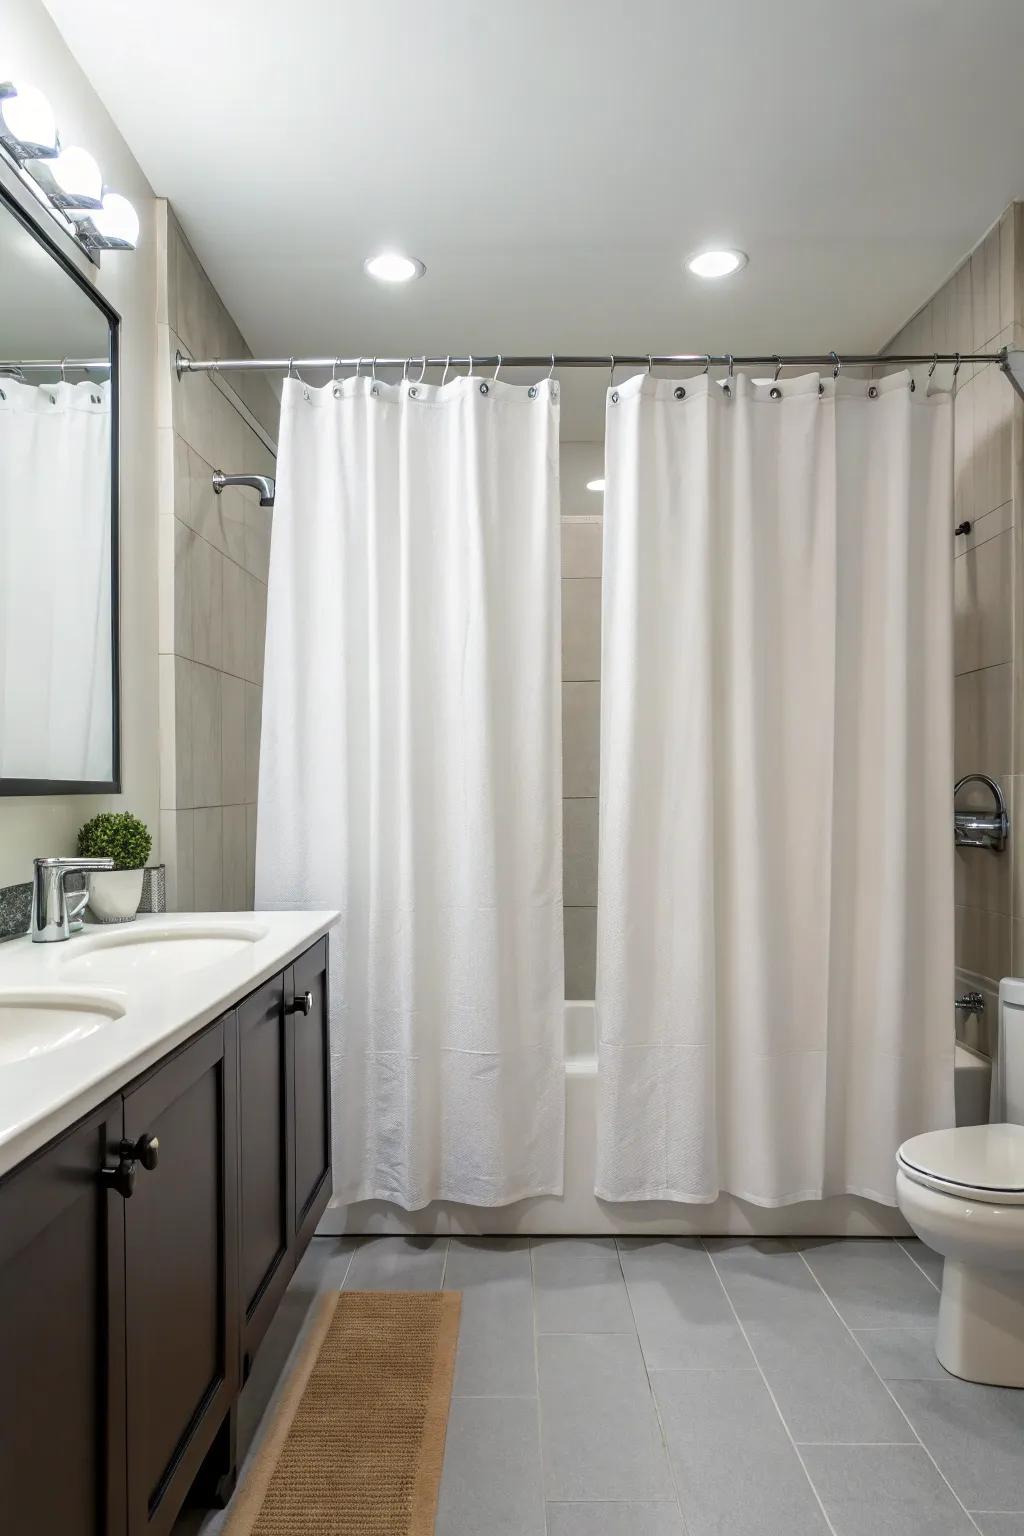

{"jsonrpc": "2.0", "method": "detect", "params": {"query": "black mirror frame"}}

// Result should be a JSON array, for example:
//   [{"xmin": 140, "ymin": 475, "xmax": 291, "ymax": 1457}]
[{"xmin": 0, "ymin": 178, "xmax": 121, "ymax": 797}]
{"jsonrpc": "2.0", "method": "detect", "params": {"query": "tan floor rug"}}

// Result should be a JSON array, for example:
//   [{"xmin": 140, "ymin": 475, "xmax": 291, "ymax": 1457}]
[{"xmin": 223, "ymin": 1290, "xmax": 461, "ymax": 1535}]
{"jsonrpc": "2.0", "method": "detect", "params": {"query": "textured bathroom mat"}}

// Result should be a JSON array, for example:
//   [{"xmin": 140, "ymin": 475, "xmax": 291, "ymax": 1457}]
[{"xmin": 223, "ymin": 1289, "xmax": 461, "ymax": 1535}]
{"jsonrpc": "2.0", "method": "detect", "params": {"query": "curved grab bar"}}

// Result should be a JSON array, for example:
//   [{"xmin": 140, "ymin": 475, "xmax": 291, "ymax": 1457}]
[{"xmin": 954, "ymin": 773, "xmax": 1009, "ymax": 852}]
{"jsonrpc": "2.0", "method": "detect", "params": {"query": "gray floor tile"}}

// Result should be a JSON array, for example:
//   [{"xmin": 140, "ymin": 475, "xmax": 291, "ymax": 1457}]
[
  {"xmin": 436, "ymin": 1396, "xmax": 546, "ymax": 1536},
  {"xmin": 705, "ymin": 1237, "xmax": 823, "ymax": 1321},
  {"xmin": 800, "ymin": 1444, "xmax": 977, "ymax": 1535},
  {"xmin": 972, "ymin": 1518, "xmax": 1024, "ymax": 1534},
  {"xmin": 852, "ymin": 1327, "xmax": 948, "ymax": 1381},
  {"xmin": 532, "ymin": 1237, "xmax": 635, "ymax": 1334},
  {"xmin": 547, "ymin": 1504, "xmax": 685, "ymax": 1535},
  {"xmin": 897, "ymin": 1239, "xmax": 945, "ymax": 1290},
  {"xmin": 445, "ymin": 1239, "xmax": 537, "ymax": 1396},
  {"xmin": 617, "ymin": 1238, "xmax": 752, "ymax": 1370},
  {"xmin": 796, "ymin": 1240, "xmax": 940, "ymax": 1329},
  {"xmin": 744, "ymin": 1307, "xmax": 914, "ymax": 1444},
  {"xmin": 342, "ymin": 1235, "xmax": 447, "ymax": 1290},
  {"xmin": 538, "ymin": 1332, "xmax": 675, "ymax": 1502},
  {"xmin": 891, "ymin": 1379, "xmax": 1024, "ymax": 1512},
  {"xmin": 652, "ymin": 1369, "xmax": 829, "ymax": 1536}
]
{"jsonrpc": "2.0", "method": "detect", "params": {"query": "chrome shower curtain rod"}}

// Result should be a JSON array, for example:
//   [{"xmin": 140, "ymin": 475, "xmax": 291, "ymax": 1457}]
[
  {"xmin": 0, "ymin": 357, "xmax": 108, "ymax": 371},
  {"xmin": 177, "ymin": 347, "xmax": 1009, "ymax": 375}
]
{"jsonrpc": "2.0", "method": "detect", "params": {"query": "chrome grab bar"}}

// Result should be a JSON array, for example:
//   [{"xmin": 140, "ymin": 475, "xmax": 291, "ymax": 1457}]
[{"xmin": 954, "ymin": 774, "xmax": 1008, "ymax": 852}]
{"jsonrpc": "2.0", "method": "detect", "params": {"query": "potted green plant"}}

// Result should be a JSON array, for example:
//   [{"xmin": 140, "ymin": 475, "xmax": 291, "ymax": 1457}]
[{"xmin": 77, "ymin": 812, "xmax": 153, "ymax": 923}]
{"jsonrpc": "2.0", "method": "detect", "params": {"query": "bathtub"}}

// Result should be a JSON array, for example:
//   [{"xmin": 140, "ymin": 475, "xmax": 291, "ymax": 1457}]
[{"xmin": 320, "ymin": 1000, "xmax": 982, "ymax": 1238}]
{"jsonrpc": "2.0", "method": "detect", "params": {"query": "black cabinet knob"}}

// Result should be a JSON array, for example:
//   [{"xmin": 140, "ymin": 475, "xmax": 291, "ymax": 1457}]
[
  {"xmin": 286, "ymin": 991, "xmax": 313, "ymax": 1017},
  {"xmin": 99, "ymin": 1134, "xmax": 159, "ymax": 1197},
  {"xmin": 133, "ymin": 1133, "xmax": 160, "ymax": 1171}
]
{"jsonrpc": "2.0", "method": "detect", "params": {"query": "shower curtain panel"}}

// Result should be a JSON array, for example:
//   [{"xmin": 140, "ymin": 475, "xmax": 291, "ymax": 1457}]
[
  {"xmin": 595, "ymin": 369, "xmax": 954, "ymax": 1206},
  {"xmin": 257, "ymin": 373, "xmax": 565, "ymax": 1209},
  {"xmin": 0, "ymin": 378, "xmax": 111, "ymax": 780}
]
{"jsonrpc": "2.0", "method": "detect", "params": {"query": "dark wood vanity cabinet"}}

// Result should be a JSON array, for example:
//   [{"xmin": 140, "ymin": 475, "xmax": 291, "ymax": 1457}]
[
  {"xmin": 0, "ymin": 937, "xmax": 331, "ymax": 1536},
  {"xmin": 0, "ymin": 1095, "xmax": 126, "ymax": 1536}
]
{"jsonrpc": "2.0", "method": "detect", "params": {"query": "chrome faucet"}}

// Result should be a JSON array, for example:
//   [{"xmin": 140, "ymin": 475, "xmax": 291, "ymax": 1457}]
[{"xmin": 31, "ymin": 856, "xmax": 114, "ymax": 943}]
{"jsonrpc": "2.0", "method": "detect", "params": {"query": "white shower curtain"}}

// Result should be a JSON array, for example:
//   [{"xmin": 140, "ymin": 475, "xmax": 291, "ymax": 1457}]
[
  {"xmin": 257, "ymin": 372, "xmax": 565, "ymax": 1209},
  {"xmin": 595, "ymin": 369, "xmax": 954, "ymax": 1206},
  {"xmin": 0, "ymin": 378, "xmax": 111, "ymax": 780}
]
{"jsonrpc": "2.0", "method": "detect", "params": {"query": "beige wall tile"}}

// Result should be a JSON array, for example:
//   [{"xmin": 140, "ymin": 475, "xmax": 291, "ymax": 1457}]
[
  {"xmin": 244, "ymin": 684, "xmax": 262, "ymax": 804},
  {"xmin": 189, "ymin": 531, "xmax": 223, "ymax": 670},
  {"xmin": 956, "ymin": 903, "xmax": 1011, "ymax": 987},
  {"xmin": 191, "ymin": 662, "xmax": 223, "ymax": 807},
  {"xmin": 955, "ymin": 663, "xmax": 1012, "ymax": 779},
  {"xmin": 243, "ymin": 501, "xmax": 273, "ymax": 583},
  {"xmin": 564, "ymin": 798, "xmax": 599, "ymax": 905},
  {"xmin": 1000, "ymin": 206, "xmax": 1016, "ymax": 335},
  {"xmin": 193, "ymin": 807, "xmax": 223, "ymax": 911},
  {"xmin": 222, "ymin": 556, "xmax": 248, "ymax": 679},
  {"xmin": 160, "ymin": 808, "xmax": 194, "ymax": 912},
  {"xmin": 245, "ymin": 573, "xmax": 268, "ymax": 686},
  {"xmin": 953, "ymin": 527, "xmax": 1013, "ymax": 675},
  {"xmin": 562, "ymin": 578, "xmax": 602, "ymax": 682},
  {"xmin": 954, "ymin": 498, "xmax": 1013, "ymax": 557},
  {"xmin": 971, "ymin": 224, "xmax": 1000, "ymax": 348},
  {"xmin": 563, "ymin": 682, "xmax": 600, "ymax": 798},
  {"xmin": 560, "ymin": 442, "xmax": 605, "ymax": 518},
  {"xmin": 562, "ymin": 521, "xmax": 603, "ymax": 578},
  {"xmin": 222, "ymin": 804, "xmax": 247, "ymax": 911},
  {"xmin": 246, "ymin": 803, "xmax": 258, "ymax": 909},
  {"xmin": 565, "ymin": 906, "xmax": 597, "ymax": 1000},
  {"xmin": 953, "ymin": 374, "xmax": 975, "ymax": 527},
  {"xmin": 221, "ymin": 673, "xmax": 246, "ymax": 805},
  {"xmin": 158, "ymin": 654, "xmax": 192, "ymax": 810}
]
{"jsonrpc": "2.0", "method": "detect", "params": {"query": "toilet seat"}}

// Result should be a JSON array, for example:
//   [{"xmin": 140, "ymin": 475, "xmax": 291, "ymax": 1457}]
[{"xmin": 897, "ymin": 1123, "xmax": 1024, "ymax": 1205}]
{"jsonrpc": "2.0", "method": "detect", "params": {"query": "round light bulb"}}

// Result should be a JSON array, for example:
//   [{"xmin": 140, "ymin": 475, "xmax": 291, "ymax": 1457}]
[
  {"xmin": 586, "ymin": 478, "xmax": 606, "ymax": 493},
  {"xmin": 1, "ymin": 81, "xmax": 57, "ymax": 153},
  {"xmin": 686, "ymin": 248, "xmax": 747, "ymax": 279},
  {"xmin": 93, "ymin": 192, "xmax": 139, "ymax": 248},
  {"xmin": 363, "ymin": 252, "xmax": 425, "ymax": 283},
  {"xmin": 51, "ymin": 145, "xmax": 102, "ymax": 204}
]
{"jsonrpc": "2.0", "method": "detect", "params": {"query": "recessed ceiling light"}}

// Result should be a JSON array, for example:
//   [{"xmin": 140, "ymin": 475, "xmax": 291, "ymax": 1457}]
[
  {"xmin": 687, "ymin": 248, "xmax": 747, "ymax": 279},
  {"xmin": 363, "ymin": 252, "xmax": 426, "ymax": 283},
  {"xmin": 586, "ymin": 478, "xmax": 605, "ymax": 493}
]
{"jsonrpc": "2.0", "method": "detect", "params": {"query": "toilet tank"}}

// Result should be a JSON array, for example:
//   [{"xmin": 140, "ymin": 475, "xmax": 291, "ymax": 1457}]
[{"xmin": 998, "ymin": 978, "xmax": 1024, "ymax": 1123}]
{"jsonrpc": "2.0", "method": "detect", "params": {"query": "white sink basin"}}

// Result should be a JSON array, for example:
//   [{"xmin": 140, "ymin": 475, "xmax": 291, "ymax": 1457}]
[
  {"xmin": 0, "ymin": 990, "xmax": 126, "ymax": 1065},
  {"xmin": 58, "ymin": 922, "xmax": 269, "ymax": 984}
]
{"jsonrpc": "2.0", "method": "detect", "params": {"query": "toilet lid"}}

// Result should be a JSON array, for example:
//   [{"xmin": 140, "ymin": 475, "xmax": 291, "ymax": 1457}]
[{"xmin": 898, "ymin": 1124, "xmax": 1024, "ymax": 1203}]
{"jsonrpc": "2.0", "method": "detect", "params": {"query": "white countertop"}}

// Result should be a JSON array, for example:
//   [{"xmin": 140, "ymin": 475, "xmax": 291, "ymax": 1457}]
[{"xmin": 0, "ymin": 909, "xmax": 338, "ymax": 1178}]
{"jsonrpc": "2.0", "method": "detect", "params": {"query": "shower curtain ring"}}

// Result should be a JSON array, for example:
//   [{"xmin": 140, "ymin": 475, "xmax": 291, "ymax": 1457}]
[
  {"xmin": 953, "ymin": 352, "xmax": 961, "ymax": 379},
  {"xmin": 703, "ymin": 354, "xmax": 711, "ymax": 375},
  {"xmin": 831, "ymin": 351, "xmax": 841, "ymax": 380},
  {"xmin": 287, "ymin": 357, "xmax": 295, "ymax": 379},
  {"xmin": 402, "ymin": 357, "xmax": 410, "ymax": 381},
  {"xmin": 647, "ymin": 354, "xmax": 654, "ymax": 374},
  {"xmin": 609, "ymin": 355, "xmax": 616, "ymax": 385},
  {"xmin": 333, "ymin": 357, "xmax": 341, "ymax": 382},
  {"xmin": 494, "ymin": 354, "xmax": 502, "ymax": 381},
  {"xmin": 467, "ymin": 354, "xmax": 474, "ymax": 378},
  {"xmin": 547, "ymin": 354, "xmax": 556, "ymax": 379},
  {"xmin": 59, "ymin": 358, "xmax": 67, "ymax": 383},
  {"xmin": 371, "ymin": 357, "xmax": 378, "ymax": 381},
  {"xmin": 442, "ymin": 355, "xmax": 452, "ymax": 385},
  {"xmin": 416, "ymin": 355, "xmax": 428, "ymax": 383},
  {"xmin": 353, "ymin": 357, "xmax": 362, "ymax": 379},
  {"xmin": 727, "ymin": 354, "xmax": 734, "ymax": 377},
  {"xmin": 928, "ymin": 354, "xmax": 938, "ymax": 379},
  {"xmin": 773, "ymin": 355, "xmax": 783, "ymax": 382}
]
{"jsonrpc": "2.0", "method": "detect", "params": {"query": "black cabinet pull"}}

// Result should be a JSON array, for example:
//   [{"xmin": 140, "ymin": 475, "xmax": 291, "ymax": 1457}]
[
  {"xmin": 286, "ymin": 991, "xmax": 313, "ymax": 1017},
  {"xmin": 99, "ymin": 1135, "xmax": 159, "ymax": 1198}
]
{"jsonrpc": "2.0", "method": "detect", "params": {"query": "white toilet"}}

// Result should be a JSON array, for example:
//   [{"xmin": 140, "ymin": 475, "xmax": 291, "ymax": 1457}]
[{"xmin": 896, "ymin": 977, "xmax": 1024, "ymax": 1387}]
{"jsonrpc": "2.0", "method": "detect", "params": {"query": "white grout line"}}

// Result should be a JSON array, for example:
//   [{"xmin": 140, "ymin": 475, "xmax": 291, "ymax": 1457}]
[
  {"xmin": 613, "ymin": 1237, "xmax": 695, "ymax": 1536},
  {"xmin": 701, "ymin": 1238, "xmax": 841, "ymax": 1536},
  {"xmin": 529, "ymin": 1239, "xmax": 551, "ymax": 1536},
  {"xmin": 793, "ymin": 1244, "xmax": 985, "ymax": 1536},
  {"xmin": 894, "ymin": 1238, "xmax": 943, "ymax": 1292}
]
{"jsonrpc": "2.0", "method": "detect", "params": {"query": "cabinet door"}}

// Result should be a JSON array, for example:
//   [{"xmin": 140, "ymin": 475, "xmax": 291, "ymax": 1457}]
[
  {"xmin": 123, "ymin": 1017, "xmax": 239, "ymax": 1536},
  {"xmin": 237, "ymin": 972, "xmax": 293, "ymax": 1372},
  {"xmin": 0, "ymin": 1097, "xmax": 126, "ymax": 1536},
  {"xmin": 290, "ymin": 935, "xmax": 332, "ymax": 1251}
]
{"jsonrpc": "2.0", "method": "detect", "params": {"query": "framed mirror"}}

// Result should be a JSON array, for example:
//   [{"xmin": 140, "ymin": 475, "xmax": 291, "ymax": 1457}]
[{"xmin": 0, "ymin": 179, "xmax": 119, "ymax": 794}]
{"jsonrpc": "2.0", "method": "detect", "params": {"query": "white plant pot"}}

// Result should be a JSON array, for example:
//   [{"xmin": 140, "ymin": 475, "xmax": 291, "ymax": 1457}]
[{"xmin": 86, "ymin": 868, "xmax": 145, "ymax": 924}]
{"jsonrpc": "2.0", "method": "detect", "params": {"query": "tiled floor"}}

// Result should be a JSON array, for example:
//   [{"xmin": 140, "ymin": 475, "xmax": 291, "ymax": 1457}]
[{"xmin": 177, "ymin": 1235, "xmax": 1024, "ymax": 1536}]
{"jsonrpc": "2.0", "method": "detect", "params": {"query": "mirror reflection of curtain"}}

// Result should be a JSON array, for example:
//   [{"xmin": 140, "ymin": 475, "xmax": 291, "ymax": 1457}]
[{"xmin": 0, "ymin": 378, "xmax": 111, "ymax": 781}]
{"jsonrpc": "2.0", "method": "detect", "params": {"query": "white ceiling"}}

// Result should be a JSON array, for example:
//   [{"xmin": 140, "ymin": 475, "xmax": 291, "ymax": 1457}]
[{"xmin": 39, "ymin": 0, "xmax": 1024, "ymax": 437}]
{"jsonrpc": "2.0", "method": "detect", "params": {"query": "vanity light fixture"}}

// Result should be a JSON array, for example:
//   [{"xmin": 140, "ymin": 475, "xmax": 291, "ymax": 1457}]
[
  {"xmin": 0, "ymin": 80, "xmax": 58, "ymax": 160},
  {"xmin": 686, "ymin": 248, "xmax": 748, "ymax": 279},
  {"xmin": 363, "ymin": 252, "xmax": 426, "ymax": 283},
  {"xmin": 586, "ymin": 478, "xmax": 606, "ymax": 492},
  {"xmin": 0, "ymin": 81, "xmax": 139, "ymax": 259}
]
